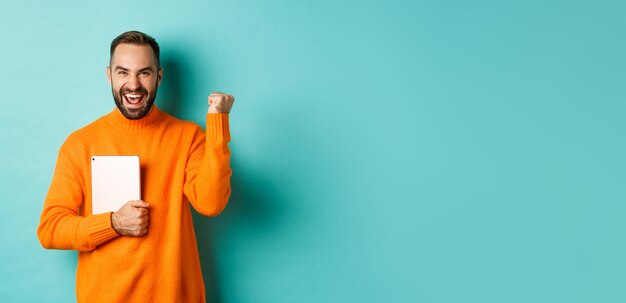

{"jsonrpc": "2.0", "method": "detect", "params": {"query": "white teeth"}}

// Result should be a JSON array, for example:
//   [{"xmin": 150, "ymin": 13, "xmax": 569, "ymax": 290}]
[{"xmin": 125, "ymin": 94, "xmax": 142, "ymax": 98}]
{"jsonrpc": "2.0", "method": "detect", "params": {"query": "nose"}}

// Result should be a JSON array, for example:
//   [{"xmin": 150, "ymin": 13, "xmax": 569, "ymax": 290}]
[{"xmin": 126, "ymin": 74, "xmax": 141, "ymax": 90}]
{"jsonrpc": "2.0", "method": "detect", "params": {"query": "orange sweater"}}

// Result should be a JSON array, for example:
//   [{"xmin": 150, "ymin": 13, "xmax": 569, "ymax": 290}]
[{"xmin": 37, "ymin": 106, "xmax": 231, "ymax": 302}]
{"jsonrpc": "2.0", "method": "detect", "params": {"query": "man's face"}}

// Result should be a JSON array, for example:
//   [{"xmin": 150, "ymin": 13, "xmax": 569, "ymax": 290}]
[{"xmin": 107, "ymin": 44, "xmax": 162, "ymax": 120}]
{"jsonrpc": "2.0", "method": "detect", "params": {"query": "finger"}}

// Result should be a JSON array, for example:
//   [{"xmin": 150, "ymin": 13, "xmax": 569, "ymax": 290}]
[
  {"xmin": 131, "ymin": 200, "xmax": 150, "ymax": 208},
  {"xmin": 209, "ymin": 96, "xmax": 223, "ymax": 104},
  {"xmin": 135, "ymin": 210, "xmax": 145, "ymax": 219},
  {"xmin": 128, "ymin": 200, "xmax": 141, "ymax": 207}
]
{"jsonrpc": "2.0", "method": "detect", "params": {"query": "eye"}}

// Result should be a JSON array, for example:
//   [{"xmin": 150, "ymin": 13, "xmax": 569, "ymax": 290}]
[
  {"xmin": 117, "ymin": 70, "xmax": 128, "ymax": 76},
  {"xmin": 140, "ymin": 71, "xmax": 152, "ymax": 77}
]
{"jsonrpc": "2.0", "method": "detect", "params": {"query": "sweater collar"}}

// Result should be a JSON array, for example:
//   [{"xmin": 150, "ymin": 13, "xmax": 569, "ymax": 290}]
[{"xmin": 106, "ymin": 105, "xmax": 163, "ymax": 130}]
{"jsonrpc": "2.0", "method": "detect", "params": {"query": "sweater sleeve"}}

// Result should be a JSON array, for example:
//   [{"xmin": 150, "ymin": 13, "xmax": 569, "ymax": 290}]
[
  {"xmin": 37, "ymin": 138, "xmax": 120, "ymax": 251},
  {"xmin": 183, "ymin": 113, "xmax": 232, "ymax": 216}
]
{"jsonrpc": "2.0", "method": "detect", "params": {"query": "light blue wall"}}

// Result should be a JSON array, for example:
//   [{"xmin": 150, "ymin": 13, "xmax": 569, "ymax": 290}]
[{"xmin": 1, "ymin": 0, "xmax": 625, "ymax": 302}]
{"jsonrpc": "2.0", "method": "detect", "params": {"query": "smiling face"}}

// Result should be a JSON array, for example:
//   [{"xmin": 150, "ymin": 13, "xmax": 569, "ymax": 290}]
[{"xmin": 107, "ymin": 43, "xmax": 163, "ymax": 120}]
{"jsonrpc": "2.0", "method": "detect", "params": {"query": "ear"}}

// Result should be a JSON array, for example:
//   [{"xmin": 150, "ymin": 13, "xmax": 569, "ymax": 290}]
[
  {"xmin": 157, "ymin": 67, "xmax": 163, "ymax": 86},
  {"xmin": 106, "ymin": 66, "xmax": 112, "ymax": 82}
]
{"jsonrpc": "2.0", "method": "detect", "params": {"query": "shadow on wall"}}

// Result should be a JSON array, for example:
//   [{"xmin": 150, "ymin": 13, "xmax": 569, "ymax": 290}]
[
  {"xmin": 192, "ymin": 161, "xmax": 284, "ymax": 303},
  {"xmin": 158, "ymin": 53, "xmax": 187, "ymax": 119}
]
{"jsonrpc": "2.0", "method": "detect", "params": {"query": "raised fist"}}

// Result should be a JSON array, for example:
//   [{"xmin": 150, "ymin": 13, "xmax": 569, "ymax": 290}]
[{"xmin": 208, "ymin": 92, "xmax": 235, "ymax": 114}]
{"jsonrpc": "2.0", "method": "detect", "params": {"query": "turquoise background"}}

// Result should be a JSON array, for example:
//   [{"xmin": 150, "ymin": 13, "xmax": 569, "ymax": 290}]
[{"xmin": 1, "ymin": 0, "xmax": 625, "ymax": 302}]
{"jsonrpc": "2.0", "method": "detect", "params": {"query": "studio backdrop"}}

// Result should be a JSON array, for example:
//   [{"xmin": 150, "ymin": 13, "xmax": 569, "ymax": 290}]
[{"xmin": 1, "ymin": 0, "xmax": 625, "ymax": 302}]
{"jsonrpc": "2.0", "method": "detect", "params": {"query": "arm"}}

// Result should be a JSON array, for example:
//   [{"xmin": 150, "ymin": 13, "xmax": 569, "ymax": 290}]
[
  {"xmin": 183, "ymin": 92, "xmax": 234, "ymax": 216},
  {"xmin": 183, "ymin": 113, "xmax": 232, "ymax": 216},
  {"xmin": 37, "ymin": 139, "xmax": 120, "ymax": 251}
]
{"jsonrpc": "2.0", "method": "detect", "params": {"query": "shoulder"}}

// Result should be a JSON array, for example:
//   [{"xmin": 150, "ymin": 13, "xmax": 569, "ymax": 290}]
[
  {"xmin": 56, "ymin": 110, "xmax": 118, "ymax": 161},
  {"xmin": 62, "ymin": 113, "xmax": 110, "ymax": 147}
]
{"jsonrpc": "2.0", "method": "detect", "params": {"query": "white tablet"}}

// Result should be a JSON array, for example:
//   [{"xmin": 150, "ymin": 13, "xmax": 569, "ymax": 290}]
[{"xmin": 90, "ymin": 155, "xmax": 141, "ymax": 215}]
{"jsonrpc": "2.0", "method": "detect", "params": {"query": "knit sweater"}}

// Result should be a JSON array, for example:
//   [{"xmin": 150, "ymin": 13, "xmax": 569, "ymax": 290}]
[{"xmin": 37, "ymin": 105, "xmax": 231, "ymax": 303}]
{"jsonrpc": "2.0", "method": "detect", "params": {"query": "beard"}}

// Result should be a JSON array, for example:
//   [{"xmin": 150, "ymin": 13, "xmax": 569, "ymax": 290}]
[{"xmin": 112, "ymin": 84, "xmax": 158, "ymax": 120}]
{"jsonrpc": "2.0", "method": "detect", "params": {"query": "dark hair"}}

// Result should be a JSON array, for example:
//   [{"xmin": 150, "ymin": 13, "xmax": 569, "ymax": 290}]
[{"xmin": 110, "ymin": 31, "xmax": 160, "ymax": 68}]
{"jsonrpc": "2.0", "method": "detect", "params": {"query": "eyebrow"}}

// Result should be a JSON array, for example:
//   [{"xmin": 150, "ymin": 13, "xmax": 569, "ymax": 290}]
[{"xmin": 114, "ymin": 66, "xmax": 155, "ymax": 72}]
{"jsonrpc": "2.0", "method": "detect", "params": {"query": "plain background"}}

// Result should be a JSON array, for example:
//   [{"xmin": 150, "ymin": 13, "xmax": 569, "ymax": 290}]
[{"xmin": 1, "ymin": 0, "xmax": 625, "ymax": 302}]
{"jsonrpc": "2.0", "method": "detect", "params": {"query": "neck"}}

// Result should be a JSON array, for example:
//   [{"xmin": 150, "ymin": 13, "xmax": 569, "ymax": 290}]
[{"xmin": 107, "ymin": 105, "xmax": 162, "ymax": 130}]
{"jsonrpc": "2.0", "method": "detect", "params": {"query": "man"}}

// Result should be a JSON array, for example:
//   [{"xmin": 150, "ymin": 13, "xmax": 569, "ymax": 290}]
[{"xmin": 37, "ymin": 31, "xmax": 234, "ymax": 302}]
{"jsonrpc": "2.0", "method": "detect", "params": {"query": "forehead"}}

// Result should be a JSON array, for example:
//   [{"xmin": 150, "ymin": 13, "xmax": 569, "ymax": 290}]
[{"xmin": 110, "ymin": 44, "xmax": 157, "ymax": 69}]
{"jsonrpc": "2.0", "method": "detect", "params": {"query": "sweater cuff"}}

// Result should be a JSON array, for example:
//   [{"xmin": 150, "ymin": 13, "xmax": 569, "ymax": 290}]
[
  {"xmin": 87, "ymin": 211, "xmax": 120, "ymax": 247},
  {"xmin": 206, "ymin": 113, "xmax": 231, "ymax": 143}
]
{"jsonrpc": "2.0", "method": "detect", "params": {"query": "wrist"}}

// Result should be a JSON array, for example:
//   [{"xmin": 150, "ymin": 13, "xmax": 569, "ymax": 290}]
[
  {"xmin": 208, "ymin": 106, "xmax": 230, "ymax": 114},
  {"xmin": 110, "ymin": 212, "xmax": 121, "ymax": 235}
]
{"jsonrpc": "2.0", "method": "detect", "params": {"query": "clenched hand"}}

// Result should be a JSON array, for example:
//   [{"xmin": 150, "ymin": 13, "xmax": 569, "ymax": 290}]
[
  {"xmin": 111, "ymin": 200, "xmax": 150, "ymax": 236},
  {"xmin": 207, "ymin": 92, "xmax": 235, "ymax": 114}
]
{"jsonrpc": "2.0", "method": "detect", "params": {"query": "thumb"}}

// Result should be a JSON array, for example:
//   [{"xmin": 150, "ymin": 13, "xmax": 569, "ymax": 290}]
[{"xmin": 130, "ymin": 200, "xmax": 150, "ymax": 208}]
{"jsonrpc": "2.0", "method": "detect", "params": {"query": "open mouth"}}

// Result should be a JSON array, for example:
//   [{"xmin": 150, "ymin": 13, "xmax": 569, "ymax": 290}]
[{"xmin": 123, "ymin": 93, "xmax": 145, "ymax": 107}]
